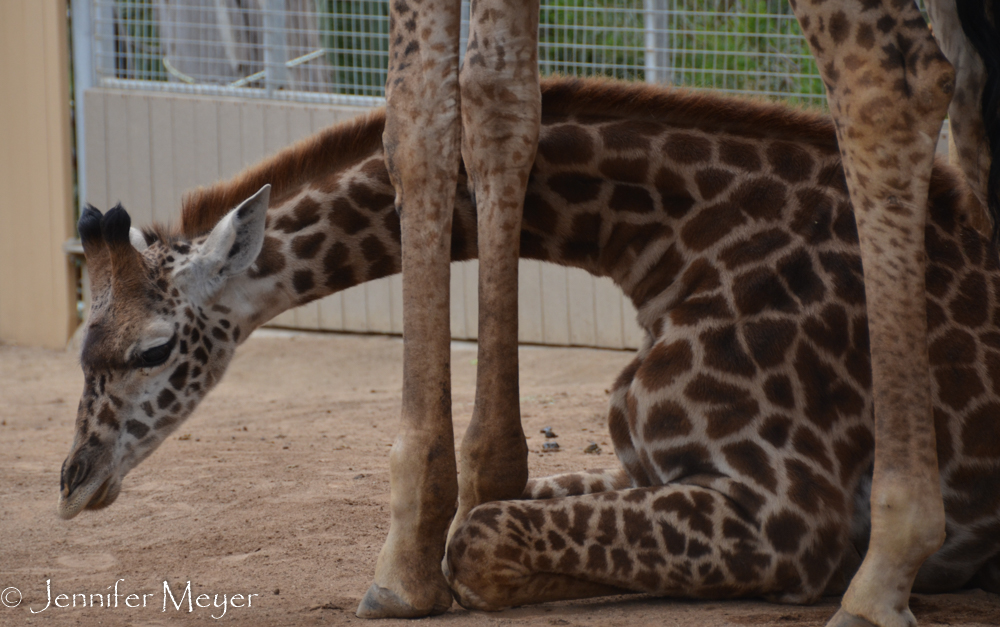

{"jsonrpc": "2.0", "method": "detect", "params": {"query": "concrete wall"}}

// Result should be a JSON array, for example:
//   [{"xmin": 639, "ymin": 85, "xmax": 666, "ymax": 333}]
[{"xmin": 0, "ymin": 0, "xmax": 77, "ymax": 349}]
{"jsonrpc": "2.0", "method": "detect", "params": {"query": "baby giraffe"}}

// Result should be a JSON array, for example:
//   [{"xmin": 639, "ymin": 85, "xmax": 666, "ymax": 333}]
[{"xmin": 60, "ymin": 78, "xmax": 1000, "ymax": 610}]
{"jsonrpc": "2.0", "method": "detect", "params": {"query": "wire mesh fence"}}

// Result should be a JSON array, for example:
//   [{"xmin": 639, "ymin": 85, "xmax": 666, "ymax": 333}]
[{"xmin": 92, "ymin": 0, "xmax": 845, "ymax": 107}]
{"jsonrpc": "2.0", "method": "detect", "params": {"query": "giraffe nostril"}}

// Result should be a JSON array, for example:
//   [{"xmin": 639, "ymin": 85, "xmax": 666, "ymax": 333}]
[{"xmin": 62, "ymin": 461, "xmax": 88, "ymax": 495}]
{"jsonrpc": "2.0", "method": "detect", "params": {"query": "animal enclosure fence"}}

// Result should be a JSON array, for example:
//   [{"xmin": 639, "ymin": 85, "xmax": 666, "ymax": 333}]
[{"xmin": 71, "ymin": 1, "xmax": 875, "ymax": 348}]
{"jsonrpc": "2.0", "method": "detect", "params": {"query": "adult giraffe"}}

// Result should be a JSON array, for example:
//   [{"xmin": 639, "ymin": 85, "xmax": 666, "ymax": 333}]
[{"xmin": 359, "ymin": 2, "xmax": 999, "ymax": 627}]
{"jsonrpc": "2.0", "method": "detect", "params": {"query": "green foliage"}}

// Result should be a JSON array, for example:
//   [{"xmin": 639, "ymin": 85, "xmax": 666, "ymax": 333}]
[
  {"xmin": 538, "ymin": 0, "xmax": 646, "ymax": 81},
  {"xmin": 314, "ymin": 0, "xmax": 389, "ymax": 97}
]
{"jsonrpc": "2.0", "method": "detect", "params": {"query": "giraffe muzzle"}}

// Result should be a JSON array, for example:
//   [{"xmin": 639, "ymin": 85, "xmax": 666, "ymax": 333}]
[{"xmin": 57, "ymin": 462, "xmax": 120, "ymax": 520}]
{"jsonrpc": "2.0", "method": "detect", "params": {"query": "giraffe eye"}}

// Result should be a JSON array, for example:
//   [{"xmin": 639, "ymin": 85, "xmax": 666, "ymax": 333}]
[{"xmin": 136, "ymin": 337, "xmax": 175, "ymax": 368}]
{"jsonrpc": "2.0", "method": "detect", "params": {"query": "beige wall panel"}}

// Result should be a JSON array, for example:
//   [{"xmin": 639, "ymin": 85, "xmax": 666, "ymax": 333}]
[
  {"xmin": 83, "ymin": 91, "xmax": 108, "ymax": 209},
  {"xmin": 172, "ymin": 98, "xmax": 199, "ymax": 202},
  {"xmin": 240, "ymin": 102, "xmax": 265, "ymax": 169},
  {"xmin": 365, "ymin": 279, "xmax": 393, "ymax": 334},
  {"xmin": 289, "ymin": 106, "xmax": 313, "ymax": 143},
  {"xmin": 193, "ymin": 99, "xmax": 221, "ymax": 185},
  {"xmin": 105, "ymin": 93, "xmax": 132, "ymax": 214},
  {"xmin": 318, "ymin": 293, "xmax": 345, "ymax": 331},
  {"xmin": 0, "ymin": 0, "xmax": 75, "ymax": 348},
  {"xmin": 567, "ymin": 269, "xmax": 596, "ymax": 347},
  {"xmin": 462, "ymin": 260, "xmax": 479, "ymax": 340},
  {"xmin": 125, "ymin": 97, "xmax": 153, "ymax": 227},
  {"xmin": 450, "ymin": 262, "xmax": 468, "ymax": 339},
  {"xmin": 540, "ymin": 263, "xmax": 570, "ymax": 345},
  {"xmin": 342, "ymin": 284, "xmax": 368, "ymax": 331},
  {"xmin": 594, "ymin": 276, "xmax": 625, "ymax": 350},
  {"xmin": 518, "ymin": 260, "xmax": 544, "ymax": 343},
  {"xmin": 148, "ymin": 96, "xmax": 178, "ymax": 222},
  {"xmin": 218, "ymin": 102, "xmax": 244, "ymax": 181}
]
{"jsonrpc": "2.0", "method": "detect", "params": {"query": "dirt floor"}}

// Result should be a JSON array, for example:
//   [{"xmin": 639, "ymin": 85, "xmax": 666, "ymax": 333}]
[{"xmin": 1, "ymin": 330, "xmax": 998, "ymax": 626}]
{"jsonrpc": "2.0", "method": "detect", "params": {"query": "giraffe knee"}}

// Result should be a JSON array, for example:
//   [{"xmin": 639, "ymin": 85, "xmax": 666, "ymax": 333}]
[{"xmin": 445, "ymin": 504, "xmax": 525, "ymax": 611}]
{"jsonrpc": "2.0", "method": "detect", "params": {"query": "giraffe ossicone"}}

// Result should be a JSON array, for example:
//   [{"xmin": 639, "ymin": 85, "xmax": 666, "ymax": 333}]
[{"xmin": 60, "ymin": 78, "xmax": 1000, "ymax": 613}]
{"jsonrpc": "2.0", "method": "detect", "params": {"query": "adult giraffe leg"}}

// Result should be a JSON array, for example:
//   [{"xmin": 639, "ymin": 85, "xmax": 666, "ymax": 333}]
[
  {"xmin": 448, "ymin": 0, "xmax": 541, "ymax": 533},
  {"xmin": 788, "ymin": 3, "xmax": 955, "ymax": 627},
  {"xmin": 356, "ymin": 0, "xmax": 461, "ymax": 617},
  {"xmin": 926, "ymin": 0, "xmax": 992, "ymax": 233}
]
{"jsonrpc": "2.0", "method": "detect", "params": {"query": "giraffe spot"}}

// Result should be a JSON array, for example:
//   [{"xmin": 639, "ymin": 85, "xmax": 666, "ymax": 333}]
[
  {"xmin": 248, "ymin": 236, "xmax": 285, "ymax": 278},
  {"xmin": 759, "ymin": 414, "xmax": 793, "ymax": 448},
  {"xmin": 801, "ymin": 523, "xmax": 843, "ymax": 589},
  {"xmin": 291, "ymin": 271, "xmax": 315, "ymax": 295},
  {"xmin": 566, "ymin": 503, "xmax": 595, "ymax": 546},
  {"xmin": 329, "ymin": 199, "xmax": 371, "ymax": 235},
  {"xmin": 951, "ymin": 272, "xmax": 989, "ymax": 328},
  {"xmin": 817, "ymin": 163, "xmax": 849, "ymax": 195},
  {"xmin": 157, "ymin": 389, "xmax": 176, "ymax": 410},
  {"xmin": 361, "ymin": 236, "xmax": 395, "ymax": 280},
  {"xmin": 124, "ymin": 419, "xmax": 149, "ymax": 439},
  {"xmin": 833, "ymin": 425, "xmax": 875, "ymax": 484},
  {"xmin": 670, "ymin": 295, "xmax": 735, "ymax": 327},
  {"xmin": 803, "ymin": 304, "xmax": 849, "ymax": 356},
  {"xmin": 818, "ymin": 252, "xmax": 866, "ymax": 305},
  {"xmin": 140, "ymin": 401, "xmax": 154, "ymax": 418},
  {"xmin": 733, "ymin": 267, "xmax": 799, "ymax": 316},
  {"xmin": 547, "ymin": 530, "xmax": 567, "ymax": 551},
  {"xmin": 622, "ymin": 508, "xmax": 656, "ymax": 549},
  {"xmin": 680, "ymin": 201, "xmax": 747, "ymax": 252},
  {"xmin": 599, "ymin": 157, "xmax": 648, "ymax": 184},
  {"xmin": 743, "ymin": 318, "xmax": 797, "ymax": 369},
  {"xmin": 659, "ymin": 521, "xmax": 686, "ymax": 555},
  {"xmin": 927, "ymin": 300, "xmax": 947, "ymax": 334},
  {"xmin": 636, "ymin": 340, "xmax": 692, "ymax": 390},
  {"xmin": 609, "ymin": 184, "xmax": 654, "ymax": 214},
  {"xmin": 556, "ymin": 547, "xmax": 581, "ymax": 572},
  {"xmin": 855, "ymin": 22, "xmax": 875, "ymax": 50},
  {"xmin": 695, "ymin": 168, "xmax": 735, "ymax": 202},
  {"xmin": 654, "ymin": 167, "xmax": 696, "ymax": 218},
  {"xmin": 719, "ymin": 139, "xmax": 762, "ymax": 172},
  {"xmin": 291, "ymin": 232, "xmax": 326, "ymax": 260},
  {"xmin": 961, "ymin": 229, "xmax": 984, "ymax": 267},
  {"xmin": 679, "ymin": 258, "xmax": 721, "ymax": 294},
  {"xmin": 684, "ymin": 375, "xmax": 759, "ymax": 439},
  {"xmin": 686, "ymin": 539, "xmax": 711, "ymax": 559},
  {"xmin": 728, "ymin": 483, "xmax": 766, "ymax": 520},
  {"xmin": 211, "ymin": 327, "xmax": 228, "ymax": 342},
  {"xmin": 586, "ymin": 545, "xmax": 608, "ymax": 572},
  {"xmin": 494, "ymin": 543, "xmax": 524, "ymax": 565},
  {"xmin": 274, "ymin": 197, "xmax": 322, "ymax": 233},
  {"xmin": 193, "ymin": 347, "xmax": 209, "ymax": 364},
  {"xmin": 323, "ymin": 242, "xmax": 355, "ymax": 292},
  {"xmin": 722, "ymin": 518, "xmax": 754, "ymax": 542},
  {"xmin": 600, "ymin": 222, "xmax": 667, "ymax": 274},
  {"xmin": 929, "ymin": 329, "xmax": 977, "ymax": 364},
  {"xmin": 563, "ymin": 213, "xmax": 602, "ymax": 263},
  {"xmin": 795, "ymin": 343, "xmax": 864, "ymax": 430},
  {"xmin": 635, "ymin": 567, "xmax": 663, "ymax": 590},
  {"xmin": 785, "ymin": 459, "xmax": 844, "ymax": 515},
  {"xmin": 508, "ymin": 504, "xmax": 547, "ymax": 533},
  {"xmin": 360, "ymin": 156, "xmax": 392, "ymax": 186},
  {"xmin": 652, "ymin": 491, "xmax": 716, "ymax": 537},
  {"xmin": 643, "ymin": 400, "xmax": 693, "ymax": 440},
  {"xmin": 732, "ymin": 177, "xmax": 787, "ymax": 221},
  {"xmin": 348, "ymin": 181, "xmax": 395, "ymax": 211},
  {"xmin": 765, "ymin": 510, "xmax": 808, "ymax": 555},
  {"xmin": 766, "ymin": 142, "xmax": 814, "ymax": 184},
  {"xmin": 944, "ymin": 464, "xmax": 1000, "ymax": 524},
  {"xmin": 523, "ymin": 193, "xmax": 558, "ymax": 233},
  {"xmin": 701, "ymin": 324, "xmax": 755, "ymax": 377},
  {"xmin": 631, "ymin": 244, "xmax": 685, "ymax": 305},
  {"xmin": 539, "ymin": 124, "xmax": 595, "ymax": 164},
  {"xmin": 791, "ymin": 189, "xmax": 834, "ymax": 244},
  {"xmin": 792, "ymin": 426, "xmax": 834, "ymax": 472},
  {"xmin": 548, "ymin": 172, "xmax": 602, "ymax": 204},
  {"xmin": 97, "ymin": 405, "xmax": 117, "ymax": 427},
  {"xmin": 719, "ymin": 228, "xmax": 792, "ymax": 269},
  {"xmin": 601, "ymin": 120, "xmax": 660, "ymax": 151},
  {"xmin": 832, "ymin": 203, "xmax": 859, "ymax": 244},
  {"xmin": 935, "ymin": 367, "xmax": 985, "ymax": 411},
  {"xmin": 722, "ymin": 545, "xmax": 771, "ymax": 584},
  {"xmin": 986, "ymin": 352, "xmax": 1000, "ymax": 397},
  {"xmin": 926, "ymin": 227, "xmax": 965, "ymax": 270},
  {"xmin": 926, "ymin": 265, "xmax": 954, "ymax": 298},
  {"xmin": 723, "ymin": 440, "xmax": 777, "ymax": 492},
  {"xmin": 665, "ymin": 132, "xmax": 712, "ymax": 164},
  {"xmin": 383, "ymin": 208, "xmax": 401, "ymax": 241},
  {"xmin": 469, "ymin": 505, "xmax": 503, "ymax": 533},
  {"xmin": 168, "ymin": 363, "xmax": 189, "ymax": 390},
  {"xmin": 555, "ymin": 474, "xmax": 585, "ymax": 496}
]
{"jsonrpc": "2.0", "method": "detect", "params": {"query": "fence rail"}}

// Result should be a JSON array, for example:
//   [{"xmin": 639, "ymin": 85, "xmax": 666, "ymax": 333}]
[{"xmin": 92, "ymin": 0, "xmax": 831, "ymax": 107}]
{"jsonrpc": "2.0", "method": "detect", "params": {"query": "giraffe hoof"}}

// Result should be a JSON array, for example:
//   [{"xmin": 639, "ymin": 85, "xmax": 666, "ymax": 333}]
[
  {"xmin": 355, "ymin": 583, "xmax": 452, "ymax": 619},
  {"xmin": 826, "ymin": 609, "xmax": 879, "ymax": 627}
]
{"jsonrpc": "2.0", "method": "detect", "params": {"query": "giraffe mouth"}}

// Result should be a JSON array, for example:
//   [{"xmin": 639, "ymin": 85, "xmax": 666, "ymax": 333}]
[{"xmin": 57, "ymin": 475, "xmax": 121, "ymax": 520}]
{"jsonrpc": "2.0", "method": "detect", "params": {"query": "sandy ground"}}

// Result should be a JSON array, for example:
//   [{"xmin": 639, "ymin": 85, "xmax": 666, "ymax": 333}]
[{"xmin": 1, "ymin": 331, "xmax": 998, "ymax": 626}]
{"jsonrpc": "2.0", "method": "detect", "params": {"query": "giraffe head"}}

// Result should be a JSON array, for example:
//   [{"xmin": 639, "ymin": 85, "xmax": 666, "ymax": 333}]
[{"xmin": 58, "ymin": 185, "xmax": 272, "ymax": 519}]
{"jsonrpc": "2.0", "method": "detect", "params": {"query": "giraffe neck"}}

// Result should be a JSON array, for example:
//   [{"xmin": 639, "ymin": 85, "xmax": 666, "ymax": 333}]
[{"xmin": 203, "ymin": 78, "xmax": 957, "ymax": 339}]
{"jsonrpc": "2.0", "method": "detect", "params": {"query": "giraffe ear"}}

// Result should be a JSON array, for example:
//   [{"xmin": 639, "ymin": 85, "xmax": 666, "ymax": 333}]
[{"xmin": 181, "ymin": 185, "xmax": 271, "ymax": 299}]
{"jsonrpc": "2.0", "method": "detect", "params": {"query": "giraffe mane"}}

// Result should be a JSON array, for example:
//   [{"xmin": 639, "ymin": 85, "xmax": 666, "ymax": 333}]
[{"xmin": 160, "ymin": 77, "xmax": 844, "ymax": 244}]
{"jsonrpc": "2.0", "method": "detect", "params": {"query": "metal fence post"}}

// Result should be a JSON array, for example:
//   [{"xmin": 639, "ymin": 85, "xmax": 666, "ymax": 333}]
[{"xmin": 263, "ymin": 0, "xmax": 290, "ymax": 95}]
